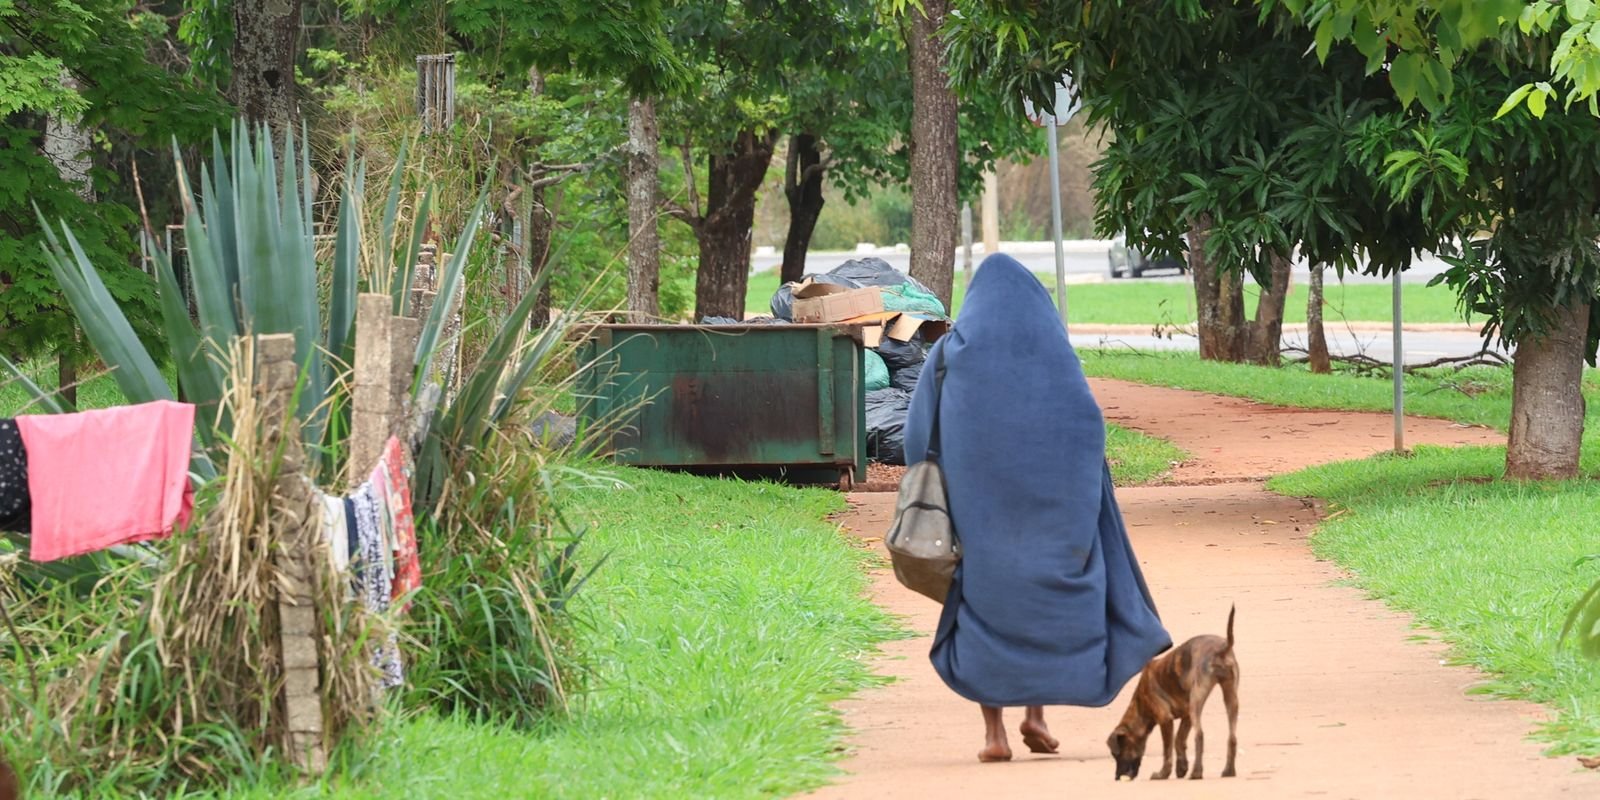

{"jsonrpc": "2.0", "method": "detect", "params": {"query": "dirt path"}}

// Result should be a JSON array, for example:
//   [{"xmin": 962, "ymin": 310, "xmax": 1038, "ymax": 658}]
[{"xmin": 809, "ymin": 379, "xmax": 1594, "ymax": 798}]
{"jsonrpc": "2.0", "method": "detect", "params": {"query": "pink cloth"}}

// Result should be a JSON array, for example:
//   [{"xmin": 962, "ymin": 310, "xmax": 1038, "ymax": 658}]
[{"xmin": 19, "ymin": 400, "xmax": 196, "ymax": 562}]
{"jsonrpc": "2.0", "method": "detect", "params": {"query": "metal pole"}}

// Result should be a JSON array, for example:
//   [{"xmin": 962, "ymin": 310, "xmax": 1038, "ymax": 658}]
[
  {"xmin": 1047, "ymin": 119, "xmax": 1068, "ymax": 325},
  {"xmin": 1392, "ymin": 266, "xmax": 1404, "ymax": 453},
  {"xmin": 961, "ymin": 202, "xmax": 974, "ymax": 290}
]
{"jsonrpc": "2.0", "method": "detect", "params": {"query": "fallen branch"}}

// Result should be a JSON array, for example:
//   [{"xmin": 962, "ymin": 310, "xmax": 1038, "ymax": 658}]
[{"xmin": 1280, "ymin": 345, "xmax": 1509, "ymax": 375}]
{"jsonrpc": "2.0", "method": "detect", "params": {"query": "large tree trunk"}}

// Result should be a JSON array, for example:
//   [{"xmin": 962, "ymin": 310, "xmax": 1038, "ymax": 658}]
[
  {"xmin": 1245, "ymin": 252, "xmax": 1293, "ymax": 366},
  {"xmin": 781, "ymin": 132, "xmax": 825, "ymax": 285},
  {"xmin": 1506, "ymin": 301, "xmax": 1590, "ymax": 480},
  {"xmin": 1188, "ymin": 216, "xmax": 1247, "ymax": 361},
  {"xmin": 1307, "ymin": 263, "xmax": 1332, "ymax": 374},
  {"xmin": 231, "ymin": 0, "xmax": 301, "ymax": 139},
  {"xmin": 625, "ymin": 96, "xmax": 661, "ymax": 320},
  {"xmin": 907, "ymin": 0, "xmax": 960, "ymax": 308},
  {"xmin": 693, "ymin": 129, "xmax": 778, "ymax": 320},
  {"xmin": 46, "ymin": 68, "xmax": 92, "ymax": 409}
]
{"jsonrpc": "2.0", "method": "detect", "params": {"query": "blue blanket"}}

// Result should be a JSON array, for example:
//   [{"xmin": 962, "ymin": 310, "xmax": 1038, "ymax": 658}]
[{"xmin": 904, "ymin": 254, "xmax": 1171, "ymax": 707}]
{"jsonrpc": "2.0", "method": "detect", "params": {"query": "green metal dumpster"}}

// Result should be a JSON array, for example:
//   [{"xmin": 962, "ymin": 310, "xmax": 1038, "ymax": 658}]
[{"xmin": 575, "ymin": 324, "xmax": 867, "ymax": 486}]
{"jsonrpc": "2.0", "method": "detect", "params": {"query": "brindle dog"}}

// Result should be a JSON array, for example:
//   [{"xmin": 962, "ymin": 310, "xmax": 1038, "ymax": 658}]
[{"xmin": 1107, "ymin": 606, "xmax": 1239, "ymax": 781}]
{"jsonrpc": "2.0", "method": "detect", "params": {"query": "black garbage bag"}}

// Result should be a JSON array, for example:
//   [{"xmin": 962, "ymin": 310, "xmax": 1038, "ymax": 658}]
[
  {"xmin": 769, "ymin": 272, "xmax": 860, "ymax": 320},
  {"xmin": 828, "ymin": 257, "xmax": 938, "ymax": 298},
  {"xmin": 890, "ymin": 360, "xmax": 924, "ymax": 393},
  {"xmin": 530, "ymin": 411, "xmax": 577, "ymax": 449},
  {"xmin": 875, "ymin": 334, "xmax": 927, "ymax": 372},
  {"xmin": 829, "ymin": 257, "xmax": 905, "ymax": 287},
  {"xmin": 865, "ymin": 387, "xmax": 912, "ymax": 466}
]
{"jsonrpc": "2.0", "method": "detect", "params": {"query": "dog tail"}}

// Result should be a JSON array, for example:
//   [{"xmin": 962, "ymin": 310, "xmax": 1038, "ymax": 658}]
[{"xmin": 1225, "ymin": 604, "xmax": 1235, "ymax": 653}]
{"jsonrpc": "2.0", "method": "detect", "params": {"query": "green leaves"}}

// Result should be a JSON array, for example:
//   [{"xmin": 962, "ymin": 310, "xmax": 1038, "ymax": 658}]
[
  {"xmin": 1388, "ymin": 52, "xmax": 1427, "ymax": 108},
  {"xmin": 1496, "ymin": 82, "xmax": 1558, "ymax": 119},
  {"xmin": 1562, "ymin": 561, "xmax": 1600, "ymax": 660}
]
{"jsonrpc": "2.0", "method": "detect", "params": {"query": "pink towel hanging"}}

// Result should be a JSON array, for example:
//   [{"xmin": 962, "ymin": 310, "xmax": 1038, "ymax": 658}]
[{"xmin": 19, "ymin": 400, "xmax": 196, "ymax": 562}]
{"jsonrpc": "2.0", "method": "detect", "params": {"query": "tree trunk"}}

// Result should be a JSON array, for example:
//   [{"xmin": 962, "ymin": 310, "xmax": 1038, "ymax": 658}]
[
  {"xmin": 693, "ymin": 129, "xmax": 778, "ymax": 320},
  {"xmin": 1187, "ymin": 216, "xmax": 1247, "ymax": 361},
  {"xmin": 1307, "ymin": 263, "xmax": 1332, "ymax": 374},
  {"xmin": 57, "ymin": 354, "xmax": 77, "ymax": 410},
  {"xmin": 625, "ymin": 96, "xmax": 661, "ymax": 320},
  {"xmin": 1506, "ymin": 301, "xmax": 1590, "ymax": 480},
  {"xmin": 907, "ymin": 0, "xmax": 960, "ymax": 309},
  {"xmin": 529, "ymin": 195, "xmax": 554, "ymax": 330},
  {"xmin": 231, "ymin": 0, "xmax": 301, "ymax": 140},
  {"xmin": 525, "ymin": 68, "xmax": 553, "ymax": 330},
  {"xmin": 781, "ymin": 132, "xmax": 826, "ymax": 285},
  {"xmin": 1245, "ymin": 252, "xmax": 1293, "ymax": 366},
  {"xmin": 46, "ymin": 67, "xmax": 91, "ymax": 410}
]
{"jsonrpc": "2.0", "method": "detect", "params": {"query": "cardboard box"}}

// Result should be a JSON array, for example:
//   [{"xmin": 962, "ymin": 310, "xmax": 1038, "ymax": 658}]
[
  {"xmin": 790, "ymin": 280, "xmax": 884, "ymax": 323},
  {"xmin": 840, "ymin": 311, "xmax": 950, "ymax": 347},
  {"xmin": 887, "ymin": 313, "xmax": 948, "ymax": 343}
]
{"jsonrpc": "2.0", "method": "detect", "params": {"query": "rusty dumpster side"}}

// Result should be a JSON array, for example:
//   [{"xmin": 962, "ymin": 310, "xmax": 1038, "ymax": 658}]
[{"xmin": 575, "ymin": 324, "xmax": 867, "ymax": 484}]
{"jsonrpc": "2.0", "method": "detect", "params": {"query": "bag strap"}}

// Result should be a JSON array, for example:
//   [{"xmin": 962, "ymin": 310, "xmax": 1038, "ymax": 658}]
[{"xmin": 925, "ymin": 344, "xmax": 949, "ymax": 462}]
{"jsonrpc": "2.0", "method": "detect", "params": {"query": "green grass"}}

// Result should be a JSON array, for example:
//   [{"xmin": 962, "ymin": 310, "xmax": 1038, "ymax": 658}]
[
  {"xmin": 0, "ymin": 364, "xmax": 141, "ymax": 415},
  {"xmin": 1107, "ymin": 423, "xmax": 1187, "ymax": 484},
  {"xmin": 1079, "ymin": 349, "xmax": 1546, "ymax": 432},
  {"xmin": 748, "ymin": 267, "xmax": 1472, "ymax": 325},
  {"xmin": 1269, "ymin": 448, "xmax": 1600, "ymax": 754}
]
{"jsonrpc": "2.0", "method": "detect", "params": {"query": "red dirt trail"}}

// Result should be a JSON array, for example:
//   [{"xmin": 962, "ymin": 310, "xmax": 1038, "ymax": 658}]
[{"xmin": 808, "ymin": 378, "xmax": 1594, "ymax": 799}]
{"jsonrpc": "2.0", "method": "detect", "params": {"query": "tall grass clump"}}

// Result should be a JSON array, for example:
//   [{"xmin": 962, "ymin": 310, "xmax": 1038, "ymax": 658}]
[
  {"xmin": 1, "ymin": 340, "xmax": 378, "ymax": 794},
  {"xmin": 404, "ymin": 266, "xmax": 619, "ymax": 724}
]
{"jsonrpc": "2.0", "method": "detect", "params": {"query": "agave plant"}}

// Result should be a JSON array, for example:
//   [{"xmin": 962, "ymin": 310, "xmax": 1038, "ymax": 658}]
[{"xmin": 3, "ymin": 121, "xmax": 480, "ymax": 469}]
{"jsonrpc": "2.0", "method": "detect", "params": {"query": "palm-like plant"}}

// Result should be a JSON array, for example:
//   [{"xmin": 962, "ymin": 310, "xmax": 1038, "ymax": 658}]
[
  {"xmin": 23, "ymin": 123, "xmax": 476, "ymax": 463},
  {"xmin": 2, "ymin": 118, "xmax": 571, "ymax": 555}
]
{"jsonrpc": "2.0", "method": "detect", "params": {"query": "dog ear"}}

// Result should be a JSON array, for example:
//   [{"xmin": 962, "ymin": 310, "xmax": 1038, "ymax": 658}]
[{"xmin": 1106, "ymin": 729, "xmax": 1123, "ymax": 758}]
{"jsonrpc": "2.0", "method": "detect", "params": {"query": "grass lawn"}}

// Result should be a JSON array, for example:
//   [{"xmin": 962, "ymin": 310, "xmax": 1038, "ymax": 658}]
[
  {"xmin": 1270, "ymin": 448, "xmax": 1600, "ymax": 754},
  {"xmin": 1107, "ymin": 423, "xmax": 1187, "ymax": 484},
  {"xmin": 1076, "ymin": 349, "xmax": 1581, "ymax": 434},
  {"xmin": 747, "ymin": 267, "xmax": 1471, "ymax": 325},
  {"xmin": 0, "ymin": 364, "xmax": 148, "ymax": 415}
]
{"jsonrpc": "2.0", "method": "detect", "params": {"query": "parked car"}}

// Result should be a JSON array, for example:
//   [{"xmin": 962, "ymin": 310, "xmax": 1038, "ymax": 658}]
[{"xmin": 1108, "ymin": 233, "xmax": 1188, "ymax": 279}]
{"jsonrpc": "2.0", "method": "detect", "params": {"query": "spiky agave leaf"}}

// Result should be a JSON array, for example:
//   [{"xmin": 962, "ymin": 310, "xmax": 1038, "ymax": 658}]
[
  {"xmin": 34, "ymin": 213, "xmax": 173, "ymax": 407},
  {"xmin": 412, "ymin": 189, "xmax": 488, "ymax": 395}
]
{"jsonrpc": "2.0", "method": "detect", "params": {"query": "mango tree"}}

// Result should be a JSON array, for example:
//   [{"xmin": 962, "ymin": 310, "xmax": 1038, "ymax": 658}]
[
  {"xmin": 946, "ymin": 1, "xmax": 1437, "ymax": 365},
  {"xmin": 956, "ymin": 0, "xmax": 1600, "ymax": 480}
]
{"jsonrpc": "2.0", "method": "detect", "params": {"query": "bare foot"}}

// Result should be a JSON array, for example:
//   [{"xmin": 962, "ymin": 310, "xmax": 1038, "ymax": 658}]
[
  {"xmin": 1020, "ymin": 719, "xmax": 1059, "ymax": 754},
  {"xmin": 978, "ymin": 741, "xmax": 1013, "ymax": 762}
]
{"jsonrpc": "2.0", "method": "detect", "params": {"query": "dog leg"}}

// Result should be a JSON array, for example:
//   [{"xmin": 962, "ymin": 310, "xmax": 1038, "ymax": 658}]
[
  {"xmin": 1175, "ymin": 717, "xmax": 1192, "ymax": 778},
  {"xmin": 1221, "ymin": 677, "xmax": 1240, "ymax": 778},
  {"xmin": 1188, "ymin": 685, "xmax": 1212, "ymax": 780},
  {"xmin": 1151, "ymin": 719, "xmax": 1175, "ymax": 780}
]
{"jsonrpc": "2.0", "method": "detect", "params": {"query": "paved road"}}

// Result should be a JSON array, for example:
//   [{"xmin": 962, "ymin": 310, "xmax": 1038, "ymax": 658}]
[
  {"xmin": 1073, "ymin": 328, "xmax": 1506, "ymax": 366},
  {"xmin": 753, "ymin": 245, "xmax": 1452, "ymax": 286}
]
